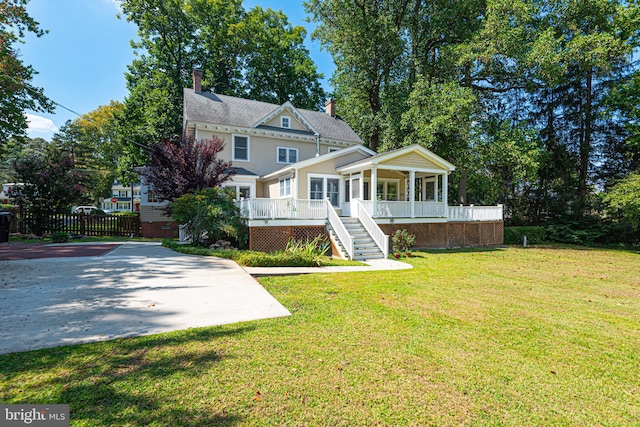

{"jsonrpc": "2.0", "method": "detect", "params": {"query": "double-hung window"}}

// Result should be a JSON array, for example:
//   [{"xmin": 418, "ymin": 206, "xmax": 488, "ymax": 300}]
[
  {"xmin": 279, "ymin": 177, "xmax": 291, "ymax": 197},
  {"xmin": 277, "ymin": 146, "xmax": 298, "ymax": 164},
  {"xmin": 309, "ymin": 175, "xmax": 341, "ymax": 207},
  {"xmin": 233, "ymin": 135, "xmax": 249, "ymax": 161}
]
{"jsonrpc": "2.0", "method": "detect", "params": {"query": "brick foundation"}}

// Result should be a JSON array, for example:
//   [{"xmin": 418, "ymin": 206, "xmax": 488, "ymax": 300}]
[{"xmin": 141, "ymin": 221, "xmax": 179, "ymax": 239}]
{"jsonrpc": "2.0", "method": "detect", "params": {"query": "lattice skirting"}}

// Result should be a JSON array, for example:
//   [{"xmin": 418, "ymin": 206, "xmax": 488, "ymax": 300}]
[
  {"xmin": 379, "ymin": 221, "xmax": 503, "ymax": 249},
  {"xmin": 249, "ymin": 226, "xmax": 327, "ymax": 253}
]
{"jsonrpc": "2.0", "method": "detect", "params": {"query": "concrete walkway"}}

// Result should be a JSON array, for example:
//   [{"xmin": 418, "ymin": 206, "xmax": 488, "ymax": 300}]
[
  {"xmin": 243, "ymin": 257, "xmax": 413, "ymax": 276},
  {"xmin": 0, "ymin": 242, "xmax": 291, "ymax": 354}
]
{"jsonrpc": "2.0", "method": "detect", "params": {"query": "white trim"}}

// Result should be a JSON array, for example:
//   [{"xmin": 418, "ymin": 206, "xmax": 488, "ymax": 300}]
[
  {"xmin": 246, "ymin": 219, "xmax": 327, "ymax": 227},
  {"xmin": 261, "ymin": 144, "xmax": 376, "ymax": 180},
  {"xmin": 250, "ymin": 101, "xmax": 320, "ymax": 135},
  {"xmin": 336, "ymin": 144, "xmax": 455, "ymax": 173},
  {"xmin": 188, "ymin": 120, "xmax": 362, "ymax": 147},
  {"xmin": 222, "ymin": 181, "xmax": 255, "ymax": 201},
  {"xmin": 276, "ymin": 146, "xmax": 299, "ymax": 164},
  {"xmin": 279, "ymin": 176, "xmax": 292, "ymax": 197},
  {"xmin": 308, "ymin": 173, "xmax": 342, "ymax": 207},
  {"xmin": 232, "ymin": 134, "xmax": 250, "ymax": 162}
]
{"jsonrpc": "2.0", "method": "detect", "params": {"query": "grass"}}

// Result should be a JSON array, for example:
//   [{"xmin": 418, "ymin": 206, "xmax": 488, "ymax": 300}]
[{"xmin": 1, "ymin": 245, "xmax": 639, "ymax": 425}]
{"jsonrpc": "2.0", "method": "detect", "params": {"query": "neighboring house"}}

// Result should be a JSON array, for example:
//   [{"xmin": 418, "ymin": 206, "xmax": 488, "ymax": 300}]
[
  {"xmin": 1, "ymin": 183, "xmax": 24, "ymax": 205},
  {"xmin": 100, "ymin": 181, "xmax": 141, "ymax": 213},
  {"xmin": 139, "ymin": 70, "xmax": 503, "ymax": 257}
]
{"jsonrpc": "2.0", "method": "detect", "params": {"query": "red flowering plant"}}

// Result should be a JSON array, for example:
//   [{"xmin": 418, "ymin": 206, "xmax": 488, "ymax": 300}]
[{"xmin": 391, "ymin": 229, "xmax": 416, "ymax": 259}]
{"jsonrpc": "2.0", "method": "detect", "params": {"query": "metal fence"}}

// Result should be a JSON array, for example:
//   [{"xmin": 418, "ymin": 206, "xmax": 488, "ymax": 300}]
[{"xmin": 18, "ymin": 212, "xmax": 141, "ymax": 237}]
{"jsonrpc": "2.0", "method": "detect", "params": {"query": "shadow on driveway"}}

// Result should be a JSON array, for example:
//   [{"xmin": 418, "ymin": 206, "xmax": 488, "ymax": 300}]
[{"xmin": 0, "ymin": 242, "xmax": 290, "ymax": 354}]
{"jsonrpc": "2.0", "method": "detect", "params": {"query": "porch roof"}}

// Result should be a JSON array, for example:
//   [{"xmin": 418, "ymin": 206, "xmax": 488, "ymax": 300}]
[
  {"xmin": 260, "ymin": 144, "xmax": 377, "ymax": 180},
  {"xmin": 336, "ymin": 144, "xmax": 455, "ymax": 174}
]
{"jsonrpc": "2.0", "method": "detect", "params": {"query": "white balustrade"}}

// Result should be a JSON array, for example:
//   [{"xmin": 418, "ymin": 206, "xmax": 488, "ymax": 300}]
[{"xmin": 353, "ymin": 199, "xmax": 389, "ymax": 258}]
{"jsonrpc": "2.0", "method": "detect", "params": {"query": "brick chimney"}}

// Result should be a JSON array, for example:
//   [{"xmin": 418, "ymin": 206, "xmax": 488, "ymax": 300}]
[
  {"xmin": 193, "ymin": 68, "xmax": 203, "ymax": 93},
  {"xmin": 325, "ymin": 99, "xmax": 336, "ymax": 117}
]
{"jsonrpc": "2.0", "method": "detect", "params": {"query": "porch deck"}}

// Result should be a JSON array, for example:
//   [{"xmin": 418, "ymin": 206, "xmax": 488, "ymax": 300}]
[{"xmin": 238, "ymin": 198, "xmax": 503, "ymax": 222}]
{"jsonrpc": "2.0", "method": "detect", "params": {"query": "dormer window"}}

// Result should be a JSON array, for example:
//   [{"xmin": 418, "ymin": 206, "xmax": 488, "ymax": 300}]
[{"xmin": 281, "ymin": 116, "xmax": 291, "ymax": 128}]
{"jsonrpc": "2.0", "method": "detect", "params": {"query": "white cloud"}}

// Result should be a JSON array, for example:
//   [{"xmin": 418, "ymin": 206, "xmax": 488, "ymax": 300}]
[
  {"xmin": 104, "ymin": 0, "xmax": 122, "ymax": 12},
  {"xmin": 26, "ymin": 114, "xmax": 59, "ymax": 134}
]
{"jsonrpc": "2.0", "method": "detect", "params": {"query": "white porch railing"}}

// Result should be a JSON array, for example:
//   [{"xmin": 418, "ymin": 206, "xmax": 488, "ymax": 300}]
[
  {"xmin": 327, "ymin": 200, "xmax": 354, "ymax": 260},
  {"xmin": 238, "ymin": 198, "xmax": 503, "ymax": 222},
  {"xmin": 353, "ymin": 199, "xmax": 389, "ymax": 258},
  {"xmin": 448, "ymin": 205, "xmax": 503, "ymax": 221},
  {"xmin": 359, "ymin": 200, "xmax": 446, "ymax": 218},
  {"xmin": 238, "ymin": 198, "xmax": 326, "ymax": 220}
]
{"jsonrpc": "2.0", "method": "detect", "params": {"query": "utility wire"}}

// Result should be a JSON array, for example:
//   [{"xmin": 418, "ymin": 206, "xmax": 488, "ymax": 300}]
[{"xmin": 1, "ymin": 73, "xmax": 157, "ymax": 153}]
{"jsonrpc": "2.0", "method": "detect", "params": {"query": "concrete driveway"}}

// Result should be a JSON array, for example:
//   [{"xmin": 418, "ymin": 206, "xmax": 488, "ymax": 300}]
[{"xmin": 0, "ymin": 242, "xmax": 290, "ymax": 354}]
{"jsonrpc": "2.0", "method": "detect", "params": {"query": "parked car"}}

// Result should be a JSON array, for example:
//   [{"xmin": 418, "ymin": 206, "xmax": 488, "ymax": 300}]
[{"xmin": 73, "ymin": 206, "xmax": 100, "ymax": 215}]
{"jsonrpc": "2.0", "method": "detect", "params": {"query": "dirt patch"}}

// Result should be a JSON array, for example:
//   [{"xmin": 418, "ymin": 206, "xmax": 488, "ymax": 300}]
[{"xmin": 0, "ymin": 243, "xmax": 120, "ymax": 261}]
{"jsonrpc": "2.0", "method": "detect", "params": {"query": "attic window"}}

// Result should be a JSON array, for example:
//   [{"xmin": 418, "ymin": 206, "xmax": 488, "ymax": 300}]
[{"xmin": 281, "ymin": 116, "xmax": 291, "ymax": 128}]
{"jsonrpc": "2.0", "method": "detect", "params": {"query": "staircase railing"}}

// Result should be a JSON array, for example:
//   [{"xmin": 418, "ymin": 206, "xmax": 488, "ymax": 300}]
[
  {"xmin": 352, "ymin": 199, "xmax": 389, "ymax": 258},
  {"xmin": 326, "ymin": 200, "xmax": 353, "ymax": 260}
]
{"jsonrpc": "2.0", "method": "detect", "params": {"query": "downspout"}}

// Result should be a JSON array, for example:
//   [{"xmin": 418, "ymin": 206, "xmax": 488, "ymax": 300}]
[{"xmin": 315, "ymin": 133, "xmax": 321, "ymax": 157}]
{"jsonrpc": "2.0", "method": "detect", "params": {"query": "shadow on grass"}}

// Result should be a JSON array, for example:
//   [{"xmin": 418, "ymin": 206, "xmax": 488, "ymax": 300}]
[
  {"xmin": 411, "ymin": 246, "xmax": 507, "ymax": 255},
  {"xmin": 1, "ymin": 325, "xmax": 256, "ymax": 426}
]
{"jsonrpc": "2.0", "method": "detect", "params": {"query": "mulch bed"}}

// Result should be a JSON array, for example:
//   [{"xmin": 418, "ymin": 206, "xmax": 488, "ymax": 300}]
[{"xmin": 0, "ymin": 243, "xmax": 120, "ymax": 261}]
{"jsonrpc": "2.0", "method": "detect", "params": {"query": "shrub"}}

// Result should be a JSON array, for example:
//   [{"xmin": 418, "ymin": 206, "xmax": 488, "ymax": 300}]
[
  {"xmin": 50, "ymin": 232, "xmax": 69, "ymax": 243},
  {"xmin": 391, "ymin": 229, "xmax": 416, "ymax": 253},
  {"xmin": 504, "ymin": 226, "xmax": 547, "ymax": 245},
  {"xmin": 171, "ymin": 188, "xmax": 248, "ymax": 248}
]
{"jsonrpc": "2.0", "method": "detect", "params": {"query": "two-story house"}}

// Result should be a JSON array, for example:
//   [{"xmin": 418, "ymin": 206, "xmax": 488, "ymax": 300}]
[{"xmin": 139, "ymin": 70, "xmax": 503, "ymax": 259}]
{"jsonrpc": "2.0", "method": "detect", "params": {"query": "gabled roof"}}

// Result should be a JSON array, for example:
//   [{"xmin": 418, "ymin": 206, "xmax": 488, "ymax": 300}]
[
  {"xmin": 261, "ymin": 144, "xmax": 377, "ymax": 180},
  {"xmin": 183, "ymin": 89, "xmax": 363, "ymax": 143},
  {"xmin": 250, "ymin": 101, "xmax": 319, "ymax": 135},
  {"xmin": 337, "ymin": 144, "xmax": 456, "ymax": 173}
]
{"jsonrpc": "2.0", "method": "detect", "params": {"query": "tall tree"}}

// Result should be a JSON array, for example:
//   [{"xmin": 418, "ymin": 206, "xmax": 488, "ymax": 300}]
[
  {"xmin": 11, "ymin": 147, "xmax": 88, "ymax": 235},
  {"xmin": 119, "ymin": 0, "xmax": 326, "ymax": 145},
  {"xmin": 236, "ymin": 7, "xmax": 325, "ymax": 110},
  {"xmin": 306, "ymin": 0, "xmax": 411, "ymax": 152},
  {"xmin": 0, "ymin": 0, "xmax": 53, "ymax": 145},
  {"xmin": 140, "ymin": 133, "xmax": 234, "ymax": 203}
]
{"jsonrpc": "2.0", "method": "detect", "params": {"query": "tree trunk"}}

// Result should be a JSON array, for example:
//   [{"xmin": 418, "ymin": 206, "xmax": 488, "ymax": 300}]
[{"xmin": 578, "ymin": 70, "xmax": 593, "ymax": 213}]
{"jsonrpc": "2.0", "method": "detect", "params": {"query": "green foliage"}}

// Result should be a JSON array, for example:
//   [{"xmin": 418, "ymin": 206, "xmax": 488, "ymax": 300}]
[
  {"xmin": 602, "ymin": 173, "xmax": 640, "ymax": 231},
  {"xmin": 11, "ymin": 148, "xmax": 89, "ymax": 236},
  {"xmin": 391, "ymin": 229, "xmax": 416, "ymax": 253},
  {"xmin": 50, "ymin": 231, "xmax": 68, "ymax": 243},
  {"xmin": 119, "ymin": 0, "xmax": 326, "ymax": 143},
  {"xmin": 162, "ymin": 237, "xmax": 336, "ymax": 267},
  {"xmin": 0, "ymin": 0, "xmax": 54, "ymax": 143},
  {"xmin": 171, "ymin": 188, "xmax": 247, "ymax": 247},
  {"xmin": 504, "ymin": 226, "xmax": 547, "ymax": 245}
]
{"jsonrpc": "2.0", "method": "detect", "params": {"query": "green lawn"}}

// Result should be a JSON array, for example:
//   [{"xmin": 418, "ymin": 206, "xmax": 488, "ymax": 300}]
[{"xmin": 1, "ymin": 246, "xmax": 639, "ymax": 426}]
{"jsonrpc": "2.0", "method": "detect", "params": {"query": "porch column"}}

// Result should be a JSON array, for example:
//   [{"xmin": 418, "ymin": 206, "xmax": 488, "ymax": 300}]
[
  {"xmin": 409, "ymin": 169, "xmax": 415, "ymax": 218},
  {"xmin": 371, "ymin": 166, "xmax": 377, "ymax": 218},
  {"xmin": 442, "ymin": 173, "xmax": 449, "ymax": 218}
]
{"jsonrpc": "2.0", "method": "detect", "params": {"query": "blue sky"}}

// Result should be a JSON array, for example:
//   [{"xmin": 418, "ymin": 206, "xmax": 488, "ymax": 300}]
[{"xmin": 20, "ymin": 0, "xmax": 335, "ymax": 140}]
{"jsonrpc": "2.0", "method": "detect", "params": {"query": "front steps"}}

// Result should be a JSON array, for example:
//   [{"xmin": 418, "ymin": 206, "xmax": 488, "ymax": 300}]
[{"xmin": 329, "ymin": 217, "xmax": 385, "ymax": 261}]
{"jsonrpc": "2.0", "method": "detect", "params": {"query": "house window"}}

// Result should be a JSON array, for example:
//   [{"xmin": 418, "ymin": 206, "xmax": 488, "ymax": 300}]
[
  {"xmin": 277, "ymin": 146, "xmax": 298, "ymax": 164},
  {"xmin": 279, "ymin": 177, "xmax": 292, "ymax": 197},
  {"xmin": 281, "ymin": 116, "xmax": 291, "ymax": 128},
  {"xmin": 376, "ymin": 179, "xmax": 399, "ymax": 201},
  {"xmin": 224, "ymin": 182, "xmax": 254, "ymax": 201},
  {"xmin": 309, "ymin": 174, "xmax": 341, "ymax": 207},
  {"xmin": 233, "ymin": 135, "xmax": 249, "ymax": 161}
]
